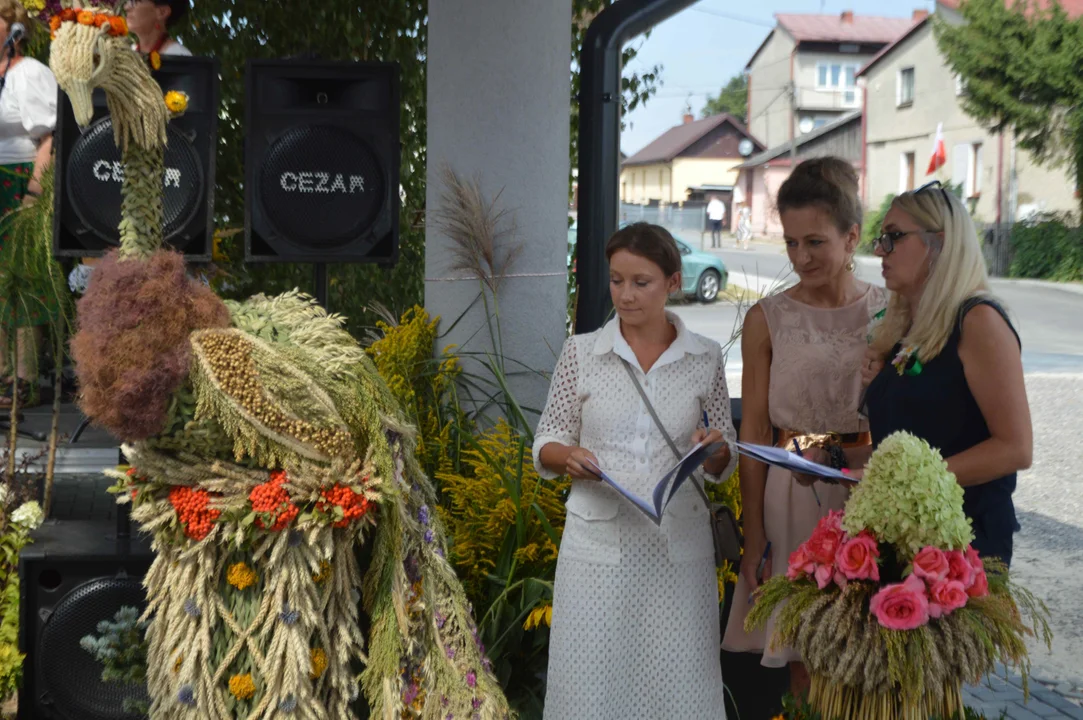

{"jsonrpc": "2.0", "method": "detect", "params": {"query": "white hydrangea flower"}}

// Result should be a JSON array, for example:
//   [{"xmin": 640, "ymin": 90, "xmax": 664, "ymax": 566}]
[
  {"xmin": 11, "ymin": 501, "xmax": 44, "ymax": 530},
  {"xmin": 843, "ymin": 431, "xmax": 974, "ymax": 557}
]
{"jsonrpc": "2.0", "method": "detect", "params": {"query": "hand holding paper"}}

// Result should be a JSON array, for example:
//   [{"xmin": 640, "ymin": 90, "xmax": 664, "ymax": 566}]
[
  {"xmin": 564, "ymin": 446, "xmax": 602, "ymax": 481},
  {"xmin": 584, "ymin": 440, "xmax": 726, "ymax": 524},
  {"xmin": 735, "ymin": 442, "xmax": 853, "ymax": 482},
  {"xmin": 690, "ymin": 425, "xmax": 730, "ymax": 475}
]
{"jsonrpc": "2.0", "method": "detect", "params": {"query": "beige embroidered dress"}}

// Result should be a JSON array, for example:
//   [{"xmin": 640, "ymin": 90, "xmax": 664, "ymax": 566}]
[{"xmin": 721, "ymin": 284, "xmax": 887, "ymax": 667}]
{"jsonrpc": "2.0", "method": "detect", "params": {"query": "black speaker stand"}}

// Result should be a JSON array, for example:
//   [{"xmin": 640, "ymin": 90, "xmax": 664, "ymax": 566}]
[
  {"xmin": 0, "ymin": 412, "xmax": 47, "ymax": 442},
  {"xmin": 69, "ymin": 413, "xmax": 91, "ymax": 444},
  {"xmin": 313, "ymin": 262, "xmax": 329, "ymax": 308}
]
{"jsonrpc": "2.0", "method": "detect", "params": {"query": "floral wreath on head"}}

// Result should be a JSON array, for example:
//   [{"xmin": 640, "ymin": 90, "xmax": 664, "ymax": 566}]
[
  {"xmin": 31, "ymin": 0, "xmax": 188, "ymax": 112},
  {"xmin": 27, "ymin": 0, "xmax": 129, "ymax": 38}
]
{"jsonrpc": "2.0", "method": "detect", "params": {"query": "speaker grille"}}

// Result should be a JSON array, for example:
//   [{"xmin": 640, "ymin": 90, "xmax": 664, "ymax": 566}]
[
  {"xmin": 257, "ymin": 124, "xmax": 385, "ymax": 248},
  {"xmin": 38, "ymin": 575, "xmax": 149, "ymax": 720},
  {"xmin": 66, "ymin": 117, "xmax": 204, "ymax": 245}
]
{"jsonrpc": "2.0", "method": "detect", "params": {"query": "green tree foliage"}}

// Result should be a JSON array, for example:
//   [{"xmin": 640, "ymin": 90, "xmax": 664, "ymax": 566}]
[
  {"xmin": 859, "ymin": 194, "xmax": 895, "ymax": 254},
  {"xmin": 1009, "ymin": 214, "xmax": 1083, "ymax": 281},
  {"xmin": 935, "ymin": 0, "xmax": 1083, "ymax": 213},
  {"xmin": 702, "ymin": 73, "xmax": 747, "ymax": 121},
  {"xmin": 570, "ymin": 1, "xmax": 662, "ymax": 198}
]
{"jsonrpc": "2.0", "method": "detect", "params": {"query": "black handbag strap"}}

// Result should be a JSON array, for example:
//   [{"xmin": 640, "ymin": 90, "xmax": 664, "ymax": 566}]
[{"xmin": 620, "ymin": 359, "xmax": 713, "ymax": 506}]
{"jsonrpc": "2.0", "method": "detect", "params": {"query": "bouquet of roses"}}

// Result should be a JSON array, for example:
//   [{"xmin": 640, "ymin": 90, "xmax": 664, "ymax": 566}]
[{"xmin": 747, "ymin": 432, "xmax": 1050, "ymax": 720}]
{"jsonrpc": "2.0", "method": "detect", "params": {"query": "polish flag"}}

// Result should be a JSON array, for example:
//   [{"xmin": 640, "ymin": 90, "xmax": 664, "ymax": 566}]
[{"xmin": 926, "ymin": 122, "xmax": 946, "ymax": 175}]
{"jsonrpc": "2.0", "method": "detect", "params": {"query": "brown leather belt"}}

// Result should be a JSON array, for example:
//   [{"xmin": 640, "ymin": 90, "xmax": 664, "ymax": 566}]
[{"xmin": 776, "ymin": 429, "xmax": 871, "ymax": 450}]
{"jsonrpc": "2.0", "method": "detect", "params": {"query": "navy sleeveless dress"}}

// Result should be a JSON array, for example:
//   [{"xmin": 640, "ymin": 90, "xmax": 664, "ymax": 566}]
[{"xmin": 864, "ymin": 297, "xmax": 1022, "ymax": 566}]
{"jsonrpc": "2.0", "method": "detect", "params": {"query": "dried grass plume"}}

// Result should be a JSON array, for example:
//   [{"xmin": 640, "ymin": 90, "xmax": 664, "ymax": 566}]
[{"xmin": 431, "ymin": 165, "xmax": 524, "ymax": 293}]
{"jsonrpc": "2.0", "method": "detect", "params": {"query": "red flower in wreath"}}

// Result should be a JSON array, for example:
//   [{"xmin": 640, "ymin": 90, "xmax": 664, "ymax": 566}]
[
  {"xmin": 249, "ymin": 470, "xmax": 299, "ymax": 531},
  {"xmin": 169, "ymin": 486, "xmax": 220, "ymax": 541},
  {"xmin": 316, "ymin": 483, "xmax": 371, "ymax": 528}
]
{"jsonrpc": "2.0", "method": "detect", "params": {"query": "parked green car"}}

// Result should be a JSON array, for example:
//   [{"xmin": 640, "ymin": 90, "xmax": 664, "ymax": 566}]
[{"xmin": 567, "ymin": 219, "xmax": 728, "ymax": 303}]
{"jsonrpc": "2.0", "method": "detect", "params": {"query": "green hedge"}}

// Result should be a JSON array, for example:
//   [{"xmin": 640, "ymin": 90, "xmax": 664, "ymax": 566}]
[
  {"xmin": 859, "ymin": 195, "xmax": 895, "ymax": 255},
  {"xmin": 1008, "ymin": 215, "xmax": 1083, "ymax": 282}
]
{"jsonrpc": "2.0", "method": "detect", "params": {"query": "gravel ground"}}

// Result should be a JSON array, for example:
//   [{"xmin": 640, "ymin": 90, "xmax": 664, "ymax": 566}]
[{"xmin": 1010, "ymin": 373, "xmax": 1083, "ymax": 685}]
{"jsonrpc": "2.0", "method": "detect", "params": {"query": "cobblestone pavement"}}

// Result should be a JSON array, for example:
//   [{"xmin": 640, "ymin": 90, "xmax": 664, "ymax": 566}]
[
  {"xmin": 975, "ymin": 373, "xmax": 1083, "ymax": 719},
  {"xmin": 964, "ymin": 664, "xmax": 1083, "ymax": 719}
]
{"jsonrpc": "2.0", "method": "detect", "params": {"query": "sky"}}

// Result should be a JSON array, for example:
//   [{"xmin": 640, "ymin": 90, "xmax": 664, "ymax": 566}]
[{"xmin": 619, "ymin": 0, "xmax": 938, "ymax": 156}]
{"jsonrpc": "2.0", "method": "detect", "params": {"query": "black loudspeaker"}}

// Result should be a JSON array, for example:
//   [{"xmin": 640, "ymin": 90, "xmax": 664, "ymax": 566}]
[
  {"xmin": 53, "ymin": 56, "xmax": 219, "ymax": 260},
  {"xmin": 18, "ymin": 521, "xmax": 154, "ymax": 720},
  {"xmin": 244, "ymin": 60, "xmax": 400, "ymax": 264}
]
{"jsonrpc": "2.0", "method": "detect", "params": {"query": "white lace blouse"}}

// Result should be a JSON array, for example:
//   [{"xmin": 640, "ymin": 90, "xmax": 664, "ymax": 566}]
[
  {"xmin": 0, "ymin": 58, "xmax": 57, "ymax": 165},
  {"xmin": 533, "ymin": 311, "xmax": 737, "ymax": 540}
]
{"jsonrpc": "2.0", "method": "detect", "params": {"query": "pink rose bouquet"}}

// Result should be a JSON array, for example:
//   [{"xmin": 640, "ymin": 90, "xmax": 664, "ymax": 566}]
[
  {"xmin": 911, "ymin": 545, "xmax": 950, "ymax": 583},
  {"xmin": 834, "ymin": 531, "xmax": 880, "ymax": 588},
  {"xmin": 870, "ymin": 575, "xmax": 929, "ymax": 630},
  {"xmin": 745, "ymin": 431, "xmax": 1051, "ymax": 720}
]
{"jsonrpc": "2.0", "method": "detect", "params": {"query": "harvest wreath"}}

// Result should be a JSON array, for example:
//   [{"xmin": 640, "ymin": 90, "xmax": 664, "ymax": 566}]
[
  {"xmin": 36, "ymin": 2, "xmax": 509, "ymax": 717},
  {"xmin": 747, "ymin": 432, "xmax": 1051, "ymax": 720}
]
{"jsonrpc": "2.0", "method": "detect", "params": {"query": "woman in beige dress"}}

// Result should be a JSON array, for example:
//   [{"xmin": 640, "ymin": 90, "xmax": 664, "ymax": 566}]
[{"xmin": 720, "ymin": 157, "xmax": 887, "ymax": 695}]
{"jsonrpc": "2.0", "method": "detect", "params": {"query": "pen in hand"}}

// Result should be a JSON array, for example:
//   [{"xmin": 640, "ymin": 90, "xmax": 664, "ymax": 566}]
[
  {"xmin": 749, "ymin": 541, "xmax": 772, "ymax": 604},
  {"xmin": 792, "ymin": 439, "xmax": 822, "ymax": 507}
]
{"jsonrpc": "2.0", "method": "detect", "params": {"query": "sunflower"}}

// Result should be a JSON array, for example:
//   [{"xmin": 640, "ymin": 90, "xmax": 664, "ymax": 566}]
[{"xmin": 164, "ymin": 90, "xmax": 188, "ymax": 114}]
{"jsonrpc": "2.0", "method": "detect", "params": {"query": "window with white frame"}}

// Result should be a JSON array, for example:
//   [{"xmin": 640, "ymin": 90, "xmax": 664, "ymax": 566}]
[
  {"xmin": 951, "ymin": 142, "xmax": 983, "ymax": 198},
  {"xmin": 817, "ymin": 61, "xmax": 862, "ymax": 106},
  {"xmin": 899, "ymin": 152, "xmax": 916, "ymax": 193},
  {"xmin": 970, "ymin": 142, "xmax": 983, "ymax": 197},
  {"xmin": 897, "ymin": 67, "xmax": 915, "ymax": 106}
]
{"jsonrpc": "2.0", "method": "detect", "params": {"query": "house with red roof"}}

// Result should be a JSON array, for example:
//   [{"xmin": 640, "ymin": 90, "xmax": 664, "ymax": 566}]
[
  {"xmin": 745, "ymin": 9, "xmax": 921, "ymax": 149},
  {"xmin": 859, "ymin": 0, "xmax": 1081, "ymax": 227},
  {"xmin": 734, "ymin": 111, "xmax": 863, "ymax": 237},
  {"xmin": 619, "ymin": 111, "xmax": 763, "ymax": 227}
]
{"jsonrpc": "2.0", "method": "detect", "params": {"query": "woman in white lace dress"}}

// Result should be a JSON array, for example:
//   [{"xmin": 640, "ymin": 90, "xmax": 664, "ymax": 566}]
[{"xmin": 534, "ymin": 223, "xmax": 737, "ymax": 720}]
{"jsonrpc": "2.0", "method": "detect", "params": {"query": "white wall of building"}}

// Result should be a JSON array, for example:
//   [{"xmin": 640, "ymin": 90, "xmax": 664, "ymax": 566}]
[{"xmin": 425, "ymin": 0, "xmax": 572, "ymax": 424}]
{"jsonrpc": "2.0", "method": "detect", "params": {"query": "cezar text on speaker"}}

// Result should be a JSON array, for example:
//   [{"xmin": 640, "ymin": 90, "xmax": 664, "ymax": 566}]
[
  {"xmin": 93, "ymin": 159, "xmax": 182, "ymax": 188},
  {"xmin": 278, "ymin": 171, "xmax": 365, "ymax": 194}
]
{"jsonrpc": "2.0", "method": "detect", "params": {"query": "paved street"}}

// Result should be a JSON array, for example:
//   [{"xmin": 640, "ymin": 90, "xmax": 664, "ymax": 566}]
[
  {"xmin": 671, "ymin": 234, "xmax": 1083, "ymax": 715},
  {"xmin": 673, "ymin": 232, "xmax": 1083, "ymax": 377}
]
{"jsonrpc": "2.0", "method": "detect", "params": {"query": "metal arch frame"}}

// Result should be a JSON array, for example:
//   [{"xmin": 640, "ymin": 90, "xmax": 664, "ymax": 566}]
[{"xmin": 574, "ymin": 0, "xmax": 699, "ymax": 334}]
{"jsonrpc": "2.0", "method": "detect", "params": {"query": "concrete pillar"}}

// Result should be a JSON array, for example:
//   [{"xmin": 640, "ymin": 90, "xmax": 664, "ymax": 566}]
[{"xmin": 425, "ymin": 0, "xmax": 572, "ymax": 426}]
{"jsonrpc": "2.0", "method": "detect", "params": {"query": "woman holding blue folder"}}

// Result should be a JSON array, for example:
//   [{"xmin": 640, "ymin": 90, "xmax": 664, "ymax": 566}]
[
  {"xmin": 534, "ymin": 222, "xmax": 737, "ymax": 720},
  {"xmin": 720, "ymin": 158, "xmax": 886, "ymax": 697}
]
